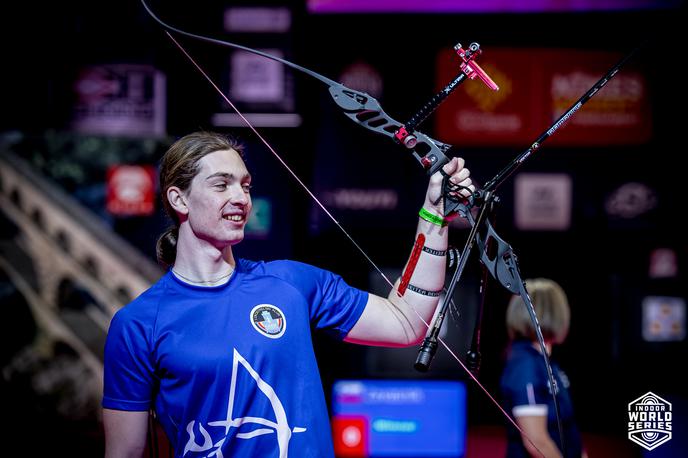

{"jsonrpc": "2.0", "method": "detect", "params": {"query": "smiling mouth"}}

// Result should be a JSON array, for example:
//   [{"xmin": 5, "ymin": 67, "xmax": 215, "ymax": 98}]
[{"xmin": 223, "ymin": 214, "xmax": 245, "ymax": 222}]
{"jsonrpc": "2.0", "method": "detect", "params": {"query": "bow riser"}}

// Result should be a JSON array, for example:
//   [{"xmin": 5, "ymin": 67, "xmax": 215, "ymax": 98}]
[{"xmin": 329, "ymin": 84, "xmax": 451, "ymax": 175}]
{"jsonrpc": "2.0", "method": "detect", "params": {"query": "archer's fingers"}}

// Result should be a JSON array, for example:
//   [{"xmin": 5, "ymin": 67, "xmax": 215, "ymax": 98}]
[
  {"xmin": 432, "ymin": 157, "xmax": 466, "ymax": 187},
  {"xmin": 441, "ymin": 157, "xmax": 465, "ymax": 176},
  {"xmin": 459, "ymin": 181, "xmax": 476, "ymax": 198}
]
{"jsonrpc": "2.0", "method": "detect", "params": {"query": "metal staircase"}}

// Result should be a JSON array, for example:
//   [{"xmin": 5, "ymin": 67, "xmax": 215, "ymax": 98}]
[{"xmin": 0, "ymin": 149, "xmax": 163, "ymax": 431}]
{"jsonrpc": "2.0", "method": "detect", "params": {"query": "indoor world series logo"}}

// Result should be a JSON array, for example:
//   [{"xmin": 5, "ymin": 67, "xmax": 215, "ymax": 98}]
[{"xmin": 628, "ymin": 392, "xmax": 672, "ymax": 451}]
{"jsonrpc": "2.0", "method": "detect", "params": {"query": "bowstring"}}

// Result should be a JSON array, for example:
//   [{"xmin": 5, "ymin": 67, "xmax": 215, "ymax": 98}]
[{"xmin": 164, "ymin": 30, "xmax": 546, "ymax": 458}]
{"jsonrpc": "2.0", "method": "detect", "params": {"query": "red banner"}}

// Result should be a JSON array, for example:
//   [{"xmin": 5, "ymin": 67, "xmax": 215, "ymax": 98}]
[
  {"xmin": 435, "ymin": 48, "xmax": 652, "ymax": 147},
  {"xmin": 106, "ymin": 165, "xmax": 157, "ymax": 216},
  {"xmin": 332, "ymin": 416, "xmax": 369, "ymax": 457}
]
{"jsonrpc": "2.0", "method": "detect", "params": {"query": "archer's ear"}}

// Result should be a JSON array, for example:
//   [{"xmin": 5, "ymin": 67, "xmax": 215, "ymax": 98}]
[{"xmin": 167, "ymin": 186, "xmax": 189, "ymax": 215}]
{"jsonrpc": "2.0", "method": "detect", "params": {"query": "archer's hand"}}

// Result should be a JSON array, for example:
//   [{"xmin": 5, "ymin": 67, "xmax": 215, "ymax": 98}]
[{"xmin": 424, "ymin": 157, "xmax": 474, "ymax": 214}]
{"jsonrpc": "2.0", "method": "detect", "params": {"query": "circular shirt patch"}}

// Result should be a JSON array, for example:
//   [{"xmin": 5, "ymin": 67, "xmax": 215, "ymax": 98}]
[{"xmin": 250, "ymin": 304, "xmax": 287, "ymax": 339}]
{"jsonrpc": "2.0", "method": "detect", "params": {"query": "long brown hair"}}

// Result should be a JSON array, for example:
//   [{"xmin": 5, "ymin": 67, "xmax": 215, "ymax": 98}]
[{"xmin": 156, "ymin": 131, "xmax": 245, "ymax": 269}]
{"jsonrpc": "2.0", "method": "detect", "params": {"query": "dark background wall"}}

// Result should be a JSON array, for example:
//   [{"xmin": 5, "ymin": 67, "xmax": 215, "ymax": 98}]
[{"xmin": 2, "ymin": 0, "xmax": 686, "ymax": 454}]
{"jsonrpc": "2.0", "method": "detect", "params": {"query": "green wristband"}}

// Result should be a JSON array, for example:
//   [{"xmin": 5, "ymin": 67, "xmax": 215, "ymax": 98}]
[{"xmin": 419, "ymin": 207, "xmax": 446, "ymax": 227}]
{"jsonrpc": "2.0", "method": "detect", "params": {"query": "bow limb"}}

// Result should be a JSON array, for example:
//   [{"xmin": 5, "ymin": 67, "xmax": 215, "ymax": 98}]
[
  {"xmin": 459, "ymin": 201, "xmax": 566, "ymax": 455},
  {"xmin": 140, "ymin": 0, "xmax": 450, "ymax": 175},
  {"xmin": 140, "ymin": 0, "xmax": 338, "ymax": 87}
]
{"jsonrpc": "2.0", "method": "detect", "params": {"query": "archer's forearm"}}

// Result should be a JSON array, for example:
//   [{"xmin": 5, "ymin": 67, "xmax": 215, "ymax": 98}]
[{"xmin": 386, "ymin": 210, "xmax": 449, "ymax": 343}]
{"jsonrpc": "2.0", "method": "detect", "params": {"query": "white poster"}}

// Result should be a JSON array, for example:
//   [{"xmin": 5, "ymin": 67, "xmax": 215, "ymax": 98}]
[
  {"xmin": 72, "ymin": 64, "xmax": 166, "ymax": 136},
  {"xmin": 230, "ymin": 50, "xmax": 285, "ymax": 103},
  {"xmin": 515, "ymin": 173, "xmax": 572, "ymax": 230},
  {"xmin": 642, "ymin": 296, "xmax": 686, "ymax": 342}
]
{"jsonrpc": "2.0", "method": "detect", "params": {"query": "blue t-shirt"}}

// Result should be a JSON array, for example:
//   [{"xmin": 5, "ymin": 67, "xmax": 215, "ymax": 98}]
[
  {"xmin": 103, "ymin": 259, "xmax": 368, "ymax": 458},
  {"xmin": 500, "ymin": 340, "xmax": 583, "ymax": 458}
]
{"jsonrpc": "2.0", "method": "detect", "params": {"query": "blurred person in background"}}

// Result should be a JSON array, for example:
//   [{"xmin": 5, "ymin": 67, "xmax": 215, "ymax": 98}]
[{"xmin": 500, "ymin": 278, "xmax": 587, "ymax": 458}]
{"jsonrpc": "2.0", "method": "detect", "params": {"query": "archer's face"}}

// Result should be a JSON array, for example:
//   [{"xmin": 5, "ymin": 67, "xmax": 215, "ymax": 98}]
[{"xmin": 184, "ymin": 148, "xmax": 252, "ymax": 248}]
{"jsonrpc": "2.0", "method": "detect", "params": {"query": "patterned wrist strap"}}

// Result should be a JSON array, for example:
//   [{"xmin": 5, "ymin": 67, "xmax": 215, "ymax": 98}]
[
  {"xmin": 418, "ymin": 207, "xmax": 446, "ymax": 227},
  {"xmin": 422, "ymin": 246, "xmax": 446, "ymax": 256},
  {"xmin": 406, "ymin": 284, "xmax": 442, "ymax": 297}
]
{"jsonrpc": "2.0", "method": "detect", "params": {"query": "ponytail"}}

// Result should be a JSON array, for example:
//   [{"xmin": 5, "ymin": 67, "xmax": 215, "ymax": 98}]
[{"xmin": 156, "ymin": 226, "xmax": 178, "ymax": 270}]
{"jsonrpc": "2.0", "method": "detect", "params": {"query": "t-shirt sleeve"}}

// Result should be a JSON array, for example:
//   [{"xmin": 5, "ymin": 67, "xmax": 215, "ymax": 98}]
[
  {"xmin": 102, "ymin": 306, "xmax": 157, "ymax": 411},
  {"xmin": 276, "ymin": 261, "xmax": 368, "ymax": 340},
  {"xmin": 502, "ymin": 357, "xmax": 549, "ymax": 417}
]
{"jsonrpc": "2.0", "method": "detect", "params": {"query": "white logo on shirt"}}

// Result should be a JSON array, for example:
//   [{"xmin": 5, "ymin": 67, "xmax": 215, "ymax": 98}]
[
  {"xmin": 250, "ymin": 304, "xmax": 287, "ymax": 339},
  {"xmin": 183, "ymin": 348, "xmax": 306, "ymax": 458}
]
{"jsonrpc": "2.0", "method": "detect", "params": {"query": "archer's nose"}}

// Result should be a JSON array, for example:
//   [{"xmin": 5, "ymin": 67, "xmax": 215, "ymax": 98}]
[{"xmin": 229, "ymin": 183, "xmax": 250, "ymax": 206}]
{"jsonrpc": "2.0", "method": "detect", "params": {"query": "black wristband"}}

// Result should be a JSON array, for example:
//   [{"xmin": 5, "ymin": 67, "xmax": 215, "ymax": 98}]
[
  {"xmin": 406, "ymin": 284, "xmax": 442, "ymax": 297},
  {"xmin": 421, "ymin": 246, "xmax": 446, "ymax": 256}
]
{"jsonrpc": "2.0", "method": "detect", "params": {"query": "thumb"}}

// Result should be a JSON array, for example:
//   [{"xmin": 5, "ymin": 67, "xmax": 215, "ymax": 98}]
[
  {"xmin": 431, "ymin": 157, "xmax": 463, "ymax": 185},
  {"xmin": 442, "ymin": 157, "xmax": 464, "ymax": 176}
]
